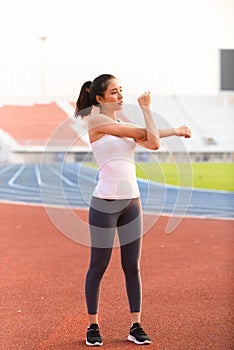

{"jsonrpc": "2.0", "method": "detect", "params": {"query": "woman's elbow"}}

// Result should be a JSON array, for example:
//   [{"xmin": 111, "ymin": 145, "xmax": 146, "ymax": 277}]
[
  {"xmin": 149, "ymin": 139, "xmax": 160, "ymax": 150},
  {"xmin": 136, "ymin": 128, "xmax": 147, "ymax": 141}
]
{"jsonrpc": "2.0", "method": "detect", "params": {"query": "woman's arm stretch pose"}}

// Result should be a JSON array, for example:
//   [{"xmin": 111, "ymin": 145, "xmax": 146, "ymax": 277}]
[{"xmin": 75, "ymin": 74, "xmax": 191, "ymax": 347}]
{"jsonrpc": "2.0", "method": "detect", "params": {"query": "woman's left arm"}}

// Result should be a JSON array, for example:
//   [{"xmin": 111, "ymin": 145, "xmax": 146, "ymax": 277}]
[
  {"xmin": 159, "ymin": 125, "xmax": 191, "ymax": 138},
  {"xmin": 134, "ymin": 125, "xmax": 191, "ymax": 145}
]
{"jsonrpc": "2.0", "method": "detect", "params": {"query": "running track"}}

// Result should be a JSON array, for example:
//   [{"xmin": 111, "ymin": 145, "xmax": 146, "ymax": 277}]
[
  {"xmin": 0, "ymin": 163, "xmax": 233, "ymax": 219},
  {"xmin": 1, "ymin": 163, "xmax": 234, "ymax": 350}
]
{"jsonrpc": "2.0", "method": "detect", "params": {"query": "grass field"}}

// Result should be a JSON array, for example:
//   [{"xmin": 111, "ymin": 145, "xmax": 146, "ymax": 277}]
[
  {"xmin": 85, "ymin": 162, "xmax": 234, "ymax": 192},
  {"xmin": 136, "ymin": 162, "xmax": 234, "ymax": 191}
]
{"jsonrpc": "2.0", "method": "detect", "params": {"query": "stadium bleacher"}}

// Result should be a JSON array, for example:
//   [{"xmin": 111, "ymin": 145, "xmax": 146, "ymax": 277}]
[
  {"xmin": 0, "ymin": 96, "xmax": 233, "ymax": 163},
  {"xmin": 150, "ymin": 95, "xmax": 233, "ymax": 153},
  {"xmin": 0, "ymin": 102, "xmax": 88, "ymax": 146}
]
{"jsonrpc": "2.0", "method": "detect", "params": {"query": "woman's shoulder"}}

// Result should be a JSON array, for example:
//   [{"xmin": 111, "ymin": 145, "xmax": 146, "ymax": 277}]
[{"xmin": 88, "ymin": 113, "xmax": 116, "ymax": 128}]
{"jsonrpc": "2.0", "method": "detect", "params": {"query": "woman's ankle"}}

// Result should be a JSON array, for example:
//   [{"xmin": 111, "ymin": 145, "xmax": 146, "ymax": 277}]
[
  {"xmin": 130, "ymin": 312, "xmax": 141, "ymax": 325},
  {"xmin": 88, "ymin": 314, "xmax": 98, "ymax": 325}
]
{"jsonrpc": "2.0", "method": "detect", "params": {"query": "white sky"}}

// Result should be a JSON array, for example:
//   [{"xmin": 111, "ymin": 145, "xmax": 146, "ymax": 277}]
[{"xmin": 0, "ymin": 0, "xmax": 234, "ymax": 99}]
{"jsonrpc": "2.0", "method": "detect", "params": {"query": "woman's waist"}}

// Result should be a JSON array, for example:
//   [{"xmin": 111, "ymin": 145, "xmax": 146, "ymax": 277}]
[
  {"xmin": 93, "ymin": 178, "xmax": 140, "ymax": 199},
  {"xmin": 98, "ymin": 163, "xmax": 136, "ymax": 179},
  {"xmin": 97, "ymin": 157, "xmax": 135, "ymax": 171},
  {"xmin": 98, "ymin": 171, "xmax": 137, "ymax": 182}
]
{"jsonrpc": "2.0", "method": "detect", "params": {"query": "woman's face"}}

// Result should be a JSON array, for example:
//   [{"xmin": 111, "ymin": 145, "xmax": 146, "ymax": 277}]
[{"xmin": 98, "ymin": 78, "xmax": 123, "ymax": 111}]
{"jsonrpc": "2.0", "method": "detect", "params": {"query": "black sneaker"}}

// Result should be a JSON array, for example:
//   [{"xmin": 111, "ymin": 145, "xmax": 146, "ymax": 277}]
[
  {"xmin": 86, "ymin": 323, "xmax": 103, "ymax": 346},
  {"xmin": 128, "ymin": 323, "xmax": 151, "ymax": 345}
]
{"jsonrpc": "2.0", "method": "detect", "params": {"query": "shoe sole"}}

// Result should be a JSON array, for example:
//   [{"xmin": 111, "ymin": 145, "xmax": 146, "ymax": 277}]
[
  {"xmin": 86, "ymin": 339, "xmax": 103, "ymax": 346},
  {"xmin": 128, "ymin": 335, "xmax": 151, "ymax": 345}
]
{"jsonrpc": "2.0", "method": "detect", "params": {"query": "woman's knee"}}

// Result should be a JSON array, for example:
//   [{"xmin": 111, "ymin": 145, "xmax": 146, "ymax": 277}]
[
  {"xmin": 121, "ymin": 260, "xmax": 140, "ymax": 277},
  {"xmin": 87, "ymin": 265, "xmax": 108, "ymax": 280}
]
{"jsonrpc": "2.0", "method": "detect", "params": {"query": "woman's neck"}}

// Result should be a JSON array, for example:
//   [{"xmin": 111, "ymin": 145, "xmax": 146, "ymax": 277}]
[{"xmin": 100, "ymin": 107, "xmax": 116, "ymax": 120}]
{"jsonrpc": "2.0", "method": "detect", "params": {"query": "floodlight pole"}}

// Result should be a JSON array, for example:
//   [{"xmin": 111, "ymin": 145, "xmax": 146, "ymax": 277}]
[{"xmin": 39, "ymin": 36, "xmax": 47, "ymax": 102}]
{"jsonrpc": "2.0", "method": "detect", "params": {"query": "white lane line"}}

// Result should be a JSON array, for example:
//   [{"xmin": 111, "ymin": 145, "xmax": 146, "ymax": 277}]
[
  {"xmin": 36, "ymin": 164, "xmax": 77, "ymax": 189},
  {"xmin": 0, "ymin": 164, "xmax": 15, "ymax": 175},
  {"xmin": 8, "ymin": 165, "xmax": 26, "ymax": 187},
  {"xmin": 35, "ymin": 164, "xmax": 60, "ymax": 189},
  {"xmin": 34, "ymin": 164, "xmax": 42, "ymax": 186},
  {"xmin": 47, "ymin": 164, "xmax": 77, "ymax": 187},
  {"xmin": 7, "ymin": 164, "xmax": 39, "ymax": 192}
]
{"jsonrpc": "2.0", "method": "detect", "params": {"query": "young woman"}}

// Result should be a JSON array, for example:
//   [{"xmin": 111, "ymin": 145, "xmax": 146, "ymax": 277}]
[{"xmin": 75, "ymin": 74, "xmax": 191, "ymax": 346}]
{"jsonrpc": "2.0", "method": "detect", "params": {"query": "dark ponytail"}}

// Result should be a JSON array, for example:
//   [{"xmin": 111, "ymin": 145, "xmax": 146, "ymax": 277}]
[
  {"xmin": 75, "ymin": 74, "xmax": 116, "ymax": 118},
  {"xmin": 75, "ymin": 81, "xmax": 93, "ymax": 118}
]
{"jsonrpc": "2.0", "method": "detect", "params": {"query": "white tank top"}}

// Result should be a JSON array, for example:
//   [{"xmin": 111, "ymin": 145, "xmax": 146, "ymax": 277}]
[{"xmin": 91, "ymin": 134, "xmax": 140, "ymax": 199}]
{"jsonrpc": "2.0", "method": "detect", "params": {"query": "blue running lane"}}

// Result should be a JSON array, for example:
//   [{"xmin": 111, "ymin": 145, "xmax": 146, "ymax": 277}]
[{"xmin": 0, "ymin": 163, "xmax": 233, "ymax": 219}]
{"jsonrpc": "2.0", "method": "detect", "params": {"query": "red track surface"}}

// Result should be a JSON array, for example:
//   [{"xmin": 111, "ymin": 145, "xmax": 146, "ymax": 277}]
[{"xmin": 1, "ymin": 203, "xmax": 234, "ymax": 350}]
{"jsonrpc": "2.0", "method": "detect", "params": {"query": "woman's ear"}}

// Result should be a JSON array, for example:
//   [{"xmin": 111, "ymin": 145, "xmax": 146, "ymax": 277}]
[{"xmin": 96, "ymin": 95, "xmax": 104, "ymax": 104}]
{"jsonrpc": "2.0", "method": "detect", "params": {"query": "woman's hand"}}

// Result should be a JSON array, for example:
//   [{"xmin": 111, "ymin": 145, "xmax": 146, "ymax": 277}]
[
  {"xmin": 175, "ymin": 125, "xmax": 191, "ymax": 138},
  {"xmin": 136, "ymin": 92, "xmax": 160, "ymax": 149},
  {"xmin": 138, "ymin": 92, "xmax": 151, "ymax": 109}
]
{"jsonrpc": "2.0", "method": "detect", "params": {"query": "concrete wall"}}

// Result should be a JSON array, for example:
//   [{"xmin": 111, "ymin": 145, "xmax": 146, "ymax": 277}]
[{"xmin": 6, "ymin": 151, "xmax": 234, "ymax": 164}]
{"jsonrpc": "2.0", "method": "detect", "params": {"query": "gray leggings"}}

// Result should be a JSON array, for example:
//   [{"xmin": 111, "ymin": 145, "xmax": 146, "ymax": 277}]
[{"xmin": 85, "ymin": 196, "xmax": 143, "ymax": 314}]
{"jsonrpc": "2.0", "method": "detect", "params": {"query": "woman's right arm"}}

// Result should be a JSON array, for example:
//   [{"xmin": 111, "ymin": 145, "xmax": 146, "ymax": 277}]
[
  {"xmin": 88, "ymin": 97, "xmax": 160, "ymax": 150},
  {"xmin": 88, "ymin": 114, "xmax": 149, "ymax": 144}
]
